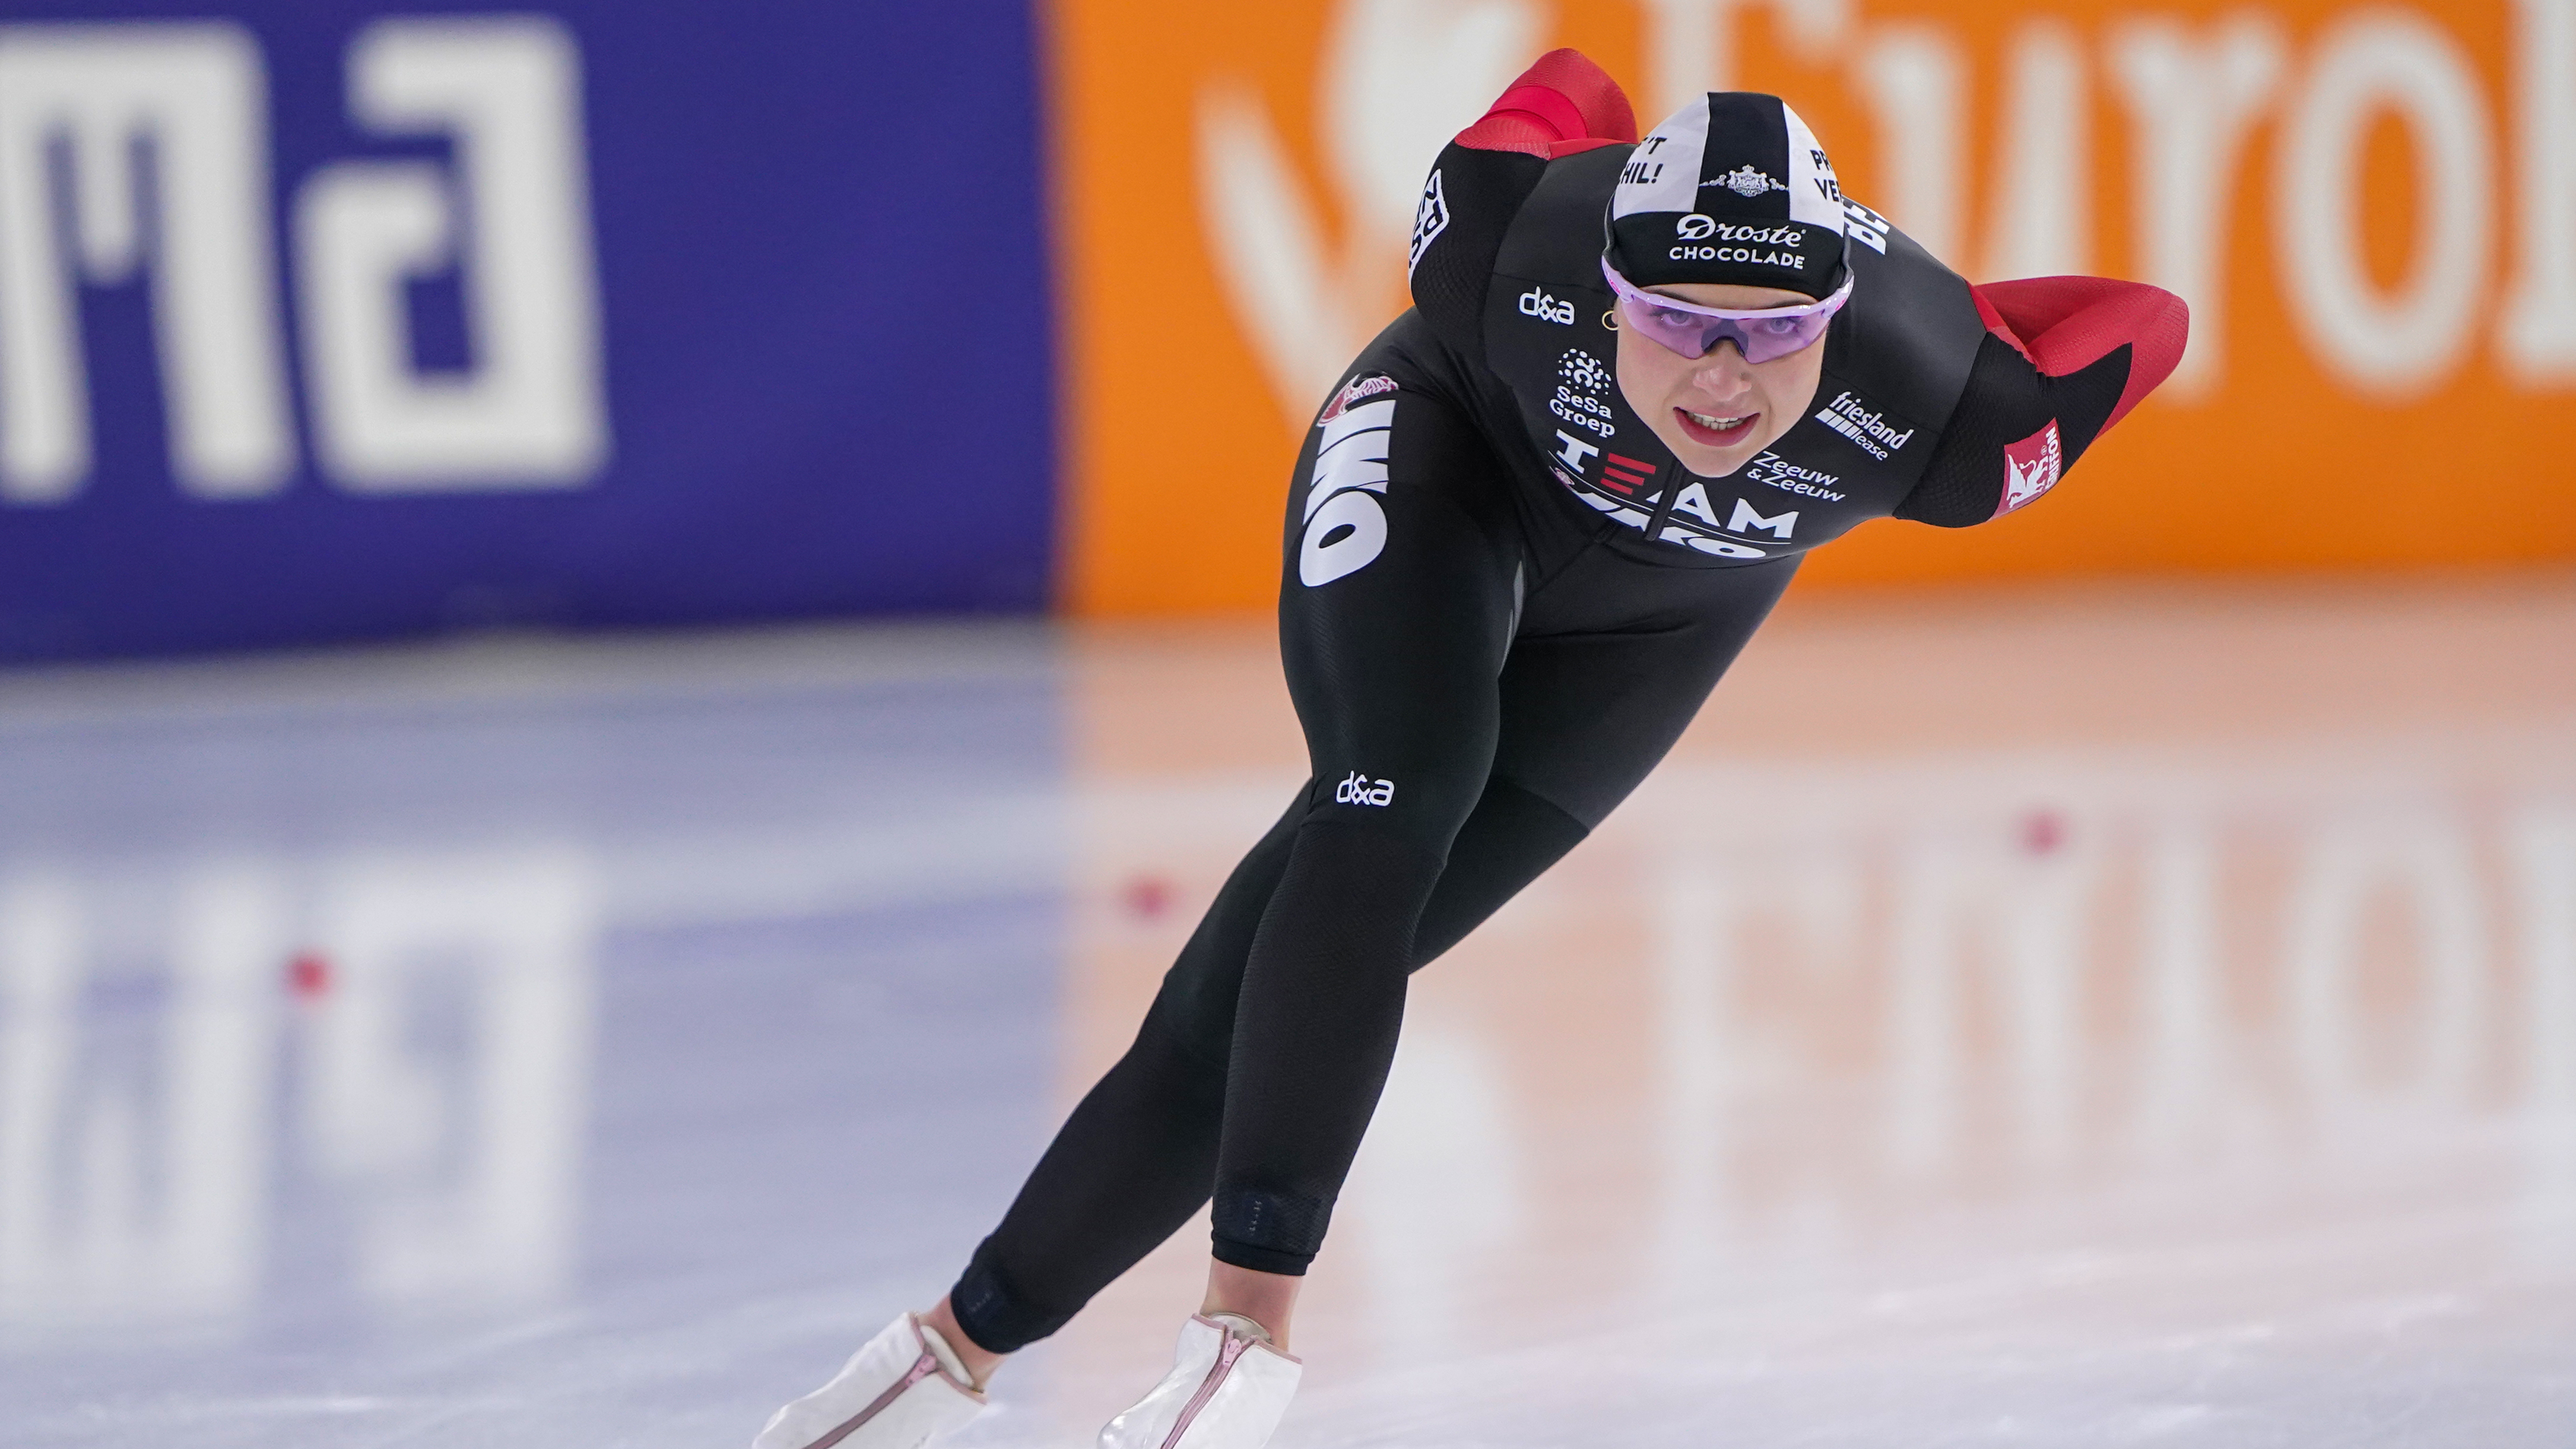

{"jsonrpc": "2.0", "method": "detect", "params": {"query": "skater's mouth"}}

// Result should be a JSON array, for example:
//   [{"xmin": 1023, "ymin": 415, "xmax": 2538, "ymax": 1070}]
[{"xmin": 1675, "ymin": 407, "xmax": 1757, "ymax": 446}]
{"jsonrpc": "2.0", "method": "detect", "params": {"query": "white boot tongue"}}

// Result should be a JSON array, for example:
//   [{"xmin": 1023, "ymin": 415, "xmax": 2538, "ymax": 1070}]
[
  {"xmin": 1203, "ymin": 1312, "xmax": 1275, "ymax": 1346},
  {"xmin": 913, "ymin": 1317, "xmax": 976, "ymax": 1385}
]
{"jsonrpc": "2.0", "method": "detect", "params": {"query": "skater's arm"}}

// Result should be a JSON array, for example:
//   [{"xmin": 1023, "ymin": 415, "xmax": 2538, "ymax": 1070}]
[
  {"xmin": 1896, "ymin": 277, "xmax": 2188, "ymax": 526},
  {"xmin": 1407, "ymin": 49, "xmax": 1636, "ymax": 363}
]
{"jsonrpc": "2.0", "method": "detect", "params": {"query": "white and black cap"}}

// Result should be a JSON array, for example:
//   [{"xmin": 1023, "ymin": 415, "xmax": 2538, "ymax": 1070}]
[{"xmin": 1606, "ymin": 92, "xmax": 1848, "ymax": 298}]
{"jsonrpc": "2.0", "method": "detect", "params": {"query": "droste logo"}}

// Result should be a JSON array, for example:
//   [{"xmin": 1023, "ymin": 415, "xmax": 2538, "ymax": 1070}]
[
  {"xmin": 1055, "ymin": 0, "xmax": 2576, "ymax": 613},
  {"xmin": 1714, "ymin": 163, "xmax": 1785, "ymax": 197}
]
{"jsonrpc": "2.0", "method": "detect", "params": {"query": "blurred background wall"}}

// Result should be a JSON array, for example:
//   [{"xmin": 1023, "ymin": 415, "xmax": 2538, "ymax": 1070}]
[
  {"xmin": 1059, "ymin": 0, "xmax": 2576, "ymax": 610},
  {"xmin": 2, "ymin": 0, "xmax": 2571, "ymax": 656},
  {"xmin": 0, "ymin": 1, "xmax": 1051, "ymax": 659}
]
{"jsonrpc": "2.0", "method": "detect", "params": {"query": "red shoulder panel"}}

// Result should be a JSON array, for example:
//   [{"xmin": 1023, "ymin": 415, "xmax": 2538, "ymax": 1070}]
[
  {"xmin": 1972, "ymin": 277, "xmax": 2190, "ymax": 432},
  {"xmin": 1454, "ymin": 48, "xmax": 1638, "ymax": 158}
]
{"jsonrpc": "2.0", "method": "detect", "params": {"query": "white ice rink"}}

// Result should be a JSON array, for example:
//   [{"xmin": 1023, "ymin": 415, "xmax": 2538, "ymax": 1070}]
[{"xmin": 3, "ymin": 576, "xmax": 2572, "ymax": 1447}]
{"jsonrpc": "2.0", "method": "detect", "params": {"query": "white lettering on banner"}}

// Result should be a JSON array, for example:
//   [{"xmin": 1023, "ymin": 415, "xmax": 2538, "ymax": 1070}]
[
  {"xmin": 1727, "ymin": 496, "xmax": 1797, "ymax": 538},
  {"xmin": 0, "ymin": 25, "xmax": 294, "ymax": 503},
  {"xmin": 2275, "ymin": 11, "xmax": 2492, "ymax": 399},
  {"xmin": 1633, "ymin": 0, "xmax": 1851, "ymax": 117},
  {"xmin": 1853, "ymin": 25, "xmax": 1965, "ymax": 261},
  {"xmin": 1197, "ymin": 1, "xmax": 1537, "ymax": 428},
  {"xmin": 0, "ymin": 18, "xmax": 610, "ymax": 506},
  {"xmin": 2107, "ymin": 15, "xmax": 2285, "ymax": 400},
  {"xmin": 2504, "ymin": 0, "xmax": 2576, "ymax": 380},
  {"xmin": 1983, "ymin": 18, "xmax": 2090, "ymax": 281},
  {"xmin": 299, "ymin": 17, "xmax": 607, "ymax": 490},
  {"xmin": 1200, "ymin": 1, "xmax": 2575, "ymax": 439}
]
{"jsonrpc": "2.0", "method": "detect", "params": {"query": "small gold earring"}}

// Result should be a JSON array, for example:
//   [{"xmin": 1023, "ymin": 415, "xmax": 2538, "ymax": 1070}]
[{"xmin": 1602, "ymin": 309, "xmax": 1619, "ymax": 330}]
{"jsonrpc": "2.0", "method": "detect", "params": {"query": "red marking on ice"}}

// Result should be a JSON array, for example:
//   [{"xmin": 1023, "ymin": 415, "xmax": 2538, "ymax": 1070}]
[
  {"xmin": 2021, "ymin": 811, "xmax": 2067, "ymax": 855},
  {"xmin": 1122, "ymin": 876, "xmax": 1173, "ymax": 920},
  {"xmin": 287, "ymin": 950, "xmax": 334, "ymax": 1000}
]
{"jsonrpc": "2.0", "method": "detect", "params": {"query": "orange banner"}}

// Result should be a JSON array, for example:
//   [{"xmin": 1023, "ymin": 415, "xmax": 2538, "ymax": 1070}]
[{"xmin": 1051, "ymin": 0, "xmax": 2576, "ymax": 613}]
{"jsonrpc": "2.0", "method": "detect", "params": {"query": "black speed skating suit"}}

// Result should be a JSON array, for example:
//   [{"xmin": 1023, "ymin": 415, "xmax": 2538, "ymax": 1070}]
[{"xmin": 947, "ymin": 50, "xmax": 2185, "ymax": 1353}]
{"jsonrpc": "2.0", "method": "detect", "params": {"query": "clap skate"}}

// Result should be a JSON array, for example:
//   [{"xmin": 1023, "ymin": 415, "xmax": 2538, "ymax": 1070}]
[
  {"xmin": 753, "ymin": 1313, "xmax": 985, "ymax": 1449},
  {"xmin": 1097, "ymin": 1313, "xmax": 1302, "ymax": 1449}
]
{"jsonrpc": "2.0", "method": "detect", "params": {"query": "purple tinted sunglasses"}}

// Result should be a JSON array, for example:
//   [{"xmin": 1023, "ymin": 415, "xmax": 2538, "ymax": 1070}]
[{"xmin": 1600, "ymin": 259, "xmax": 1853, "ymax": 363}]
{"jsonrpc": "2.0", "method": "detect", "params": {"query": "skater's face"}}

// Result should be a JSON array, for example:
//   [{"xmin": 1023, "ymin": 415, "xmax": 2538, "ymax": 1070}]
[{"xmin": 1614, "ymin": 281, "xmax": 1829, "ymax": 477}]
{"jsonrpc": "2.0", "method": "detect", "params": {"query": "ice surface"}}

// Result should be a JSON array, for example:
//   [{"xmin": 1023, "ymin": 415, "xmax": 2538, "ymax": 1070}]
[{"xmin": 2, "ymin": 586, "xmax": 2572, "ymax": 1447}]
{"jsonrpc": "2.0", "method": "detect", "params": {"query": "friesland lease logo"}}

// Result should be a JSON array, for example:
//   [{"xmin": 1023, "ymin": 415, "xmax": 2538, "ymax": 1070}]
[
  {"xmin": 1813, "ymin": 390, "xmax": 1915, "ymax": 461},
  {"xmin": 1407, "ymin": 168, "xmax": 1449, "ymax": 278}
]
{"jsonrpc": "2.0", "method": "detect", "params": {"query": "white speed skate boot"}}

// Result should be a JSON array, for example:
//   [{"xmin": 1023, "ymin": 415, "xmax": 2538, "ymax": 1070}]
[
  {"xmin": 1097, "ymin": 1313, "xmax": 1302, "ymax": 1449},
  {"xmin": 752, "ymin": 1313, "xmax": 985, "ymax": 1449}
]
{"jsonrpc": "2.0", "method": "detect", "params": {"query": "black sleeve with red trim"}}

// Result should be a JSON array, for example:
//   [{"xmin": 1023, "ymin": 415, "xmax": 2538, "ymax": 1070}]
[
  {"xmin": 1895, "ymin": 277, "xmax": 2190, "ymax": 526},
  {"xmin": 1407, "ymin": 49, "xmax": 1636, "ymax": 368}
]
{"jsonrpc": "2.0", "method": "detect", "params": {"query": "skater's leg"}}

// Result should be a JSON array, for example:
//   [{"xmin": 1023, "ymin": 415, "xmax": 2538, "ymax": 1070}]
[
  {"xmin": 1403, "ymin": 554, "xmax": 1800, "ymax": 968},
  {"xmin": 1204, "ymin": 392, "xmax": 1523, "ymax": 1285},
  {"xmin": 943, "ymin": 797, "xmax": 1306, "ymax": 1356},
  {"xmin": 939, "ymin": 372, "xmax": 1523, "ymax": 1358}
]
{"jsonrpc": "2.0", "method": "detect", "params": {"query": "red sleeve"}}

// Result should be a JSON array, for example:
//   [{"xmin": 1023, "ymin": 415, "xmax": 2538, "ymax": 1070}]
[
  {"xmin": 1970, "ymin": 277, "xmax": 2189, "ymax": 433},
  {"xmin": 1452, "ymin": 48, "xmax": 1637, "ymax": 159}
]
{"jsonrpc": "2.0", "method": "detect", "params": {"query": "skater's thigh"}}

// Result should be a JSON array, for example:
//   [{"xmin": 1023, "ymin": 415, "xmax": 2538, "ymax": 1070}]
[
  {"xmin": 1492, "ymin": 556, "xmax": 1800, "ymax": 829},
  {"xmin": 1148, "ymin": 367, "xmax": 1523, "ymax": 1058},
  {"xmin": 1278, "ymin": 369, "xmax": 1523, "ymax": 852}
]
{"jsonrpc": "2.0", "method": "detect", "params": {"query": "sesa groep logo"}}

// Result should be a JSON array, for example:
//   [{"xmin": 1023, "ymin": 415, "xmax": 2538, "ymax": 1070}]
[
  {"xmin": 1334, "ymin": 771, "xmax": 1395, "ymax": 807},
  {"xmin": 1518, "ymin": 286, "xmax": 1575, "ymax": 325}
]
